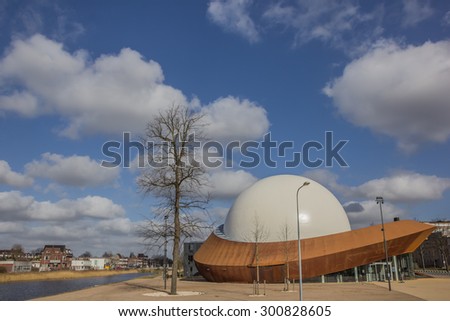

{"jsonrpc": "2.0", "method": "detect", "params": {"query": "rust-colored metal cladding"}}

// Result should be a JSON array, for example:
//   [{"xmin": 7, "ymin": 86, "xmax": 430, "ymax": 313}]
[{"xmin": 194, "ymin": 220, "xmax": 435, "ymax": 283}]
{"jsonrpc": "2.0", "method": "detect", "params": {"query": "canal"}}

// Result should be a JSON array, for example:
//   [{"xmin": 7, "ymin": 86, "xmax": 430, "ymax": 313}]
[{"xmin": 0, "ymin": 273, "xmax": 148, "ymax": 300}]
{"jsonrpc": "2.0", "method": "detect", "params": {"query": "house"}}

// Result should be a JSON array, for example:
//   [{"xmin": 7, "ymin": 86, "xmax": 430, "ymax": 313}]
[
  {"xmin": 128, "ymin": 256, "xmax": 143, "ymax": 268},
  {"xmin": 0, "ymin": 249, "xmax": 12, "ymax": 260},
  {"xmin": 31, "ymin": 260, "xmax": 40, "ymax": 270},
  {"xmin": 0, "ymin": 260, "xmax": 14, "ymax": 273},
  {"xmin": 183, "ymin": 242, "xmax": 203, "ymax": 277},
  {"xmin": 40, "ymin": 245, "xmax": 73, "ymax": 271},
  {"xmin": 90, "ymin": 257, "xmax": 110, "ymax": 270},
  {"xmin": 13, "ymin": 260, "xmax": 32, "ymax": 272},
  {"xmin": 137, "ymin": 253, "xmax": 149, "ymax": 268},
  {"xmin": 0, "ymin": 260, "xmax": 32, "ymax": 273},
  {"xmin": 71, "ymin": 258, "xmax": 92, "ymax": 271}
]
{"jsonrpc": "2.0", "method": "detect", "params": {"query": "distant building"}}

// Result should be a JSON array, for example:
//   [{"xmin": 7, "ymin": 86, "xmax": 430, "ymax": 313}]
[
  {"xmin": 71, "ymin": 258, "xmax": 92, "ymax": 271},
  {"xmin": 0, "ymin": 249, "xmax": 12, "ymax": 260},
  {"xmin": 90, "ymin": 257, "xmax": 110, "ymax": 270},
  {"xmin": 429, "ymin": 220, "xmax": 450, "ymax": 237},
  {"xmin": 111, "ymin": 254, "xmax": 128, "ymax": 269},
  {"xmin": 0, "ymin": 260, "xmax": 32, "ymax": 273},
  {"xmin": 128, "ymin": 256, "xmax": 144, "ymax": 268},
  {"xmin": 0, "ymin": 261, "xmax": 14, "ymax": 272},
  {"xmin": 414, "ymin": 228, "xmax": 450, "ymax": 270},
  {"xmin": 31, "ymin": 260, "xmax": 40, "ymax": 270},
  {"xmin": 137, "ymin": 254, "xmax": 149, "ymax": 268},
  {"xmin": 40, "ymin": 245, "xmax": 73, "ymax": 271},
  {"xmin": 183, "ymin": 242, "xmax": 203, "ymax": 277}
]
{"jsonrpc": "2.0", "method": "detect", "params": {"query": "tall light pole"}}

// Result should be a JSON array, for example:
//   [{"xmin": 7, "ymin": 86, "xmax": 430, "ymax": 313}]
[
  {"xmin": 296, "ymin": 181, "xmax": 310, "ymax": 301},
  {"xmin": 376, "ymin": 196, "xmax": 391, "ymax": 291}
]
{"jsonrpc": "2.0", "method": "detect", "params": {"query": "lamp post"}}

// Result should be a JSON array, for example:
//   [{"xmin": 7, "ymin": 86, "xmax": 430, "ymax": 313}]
[
  {"xmin": 296, "ymin": 181, "xmax": 310, "ymax": 301},
  {"xmin": 376, "ymin": 196, "xmax": 391, "ymax": 291}
]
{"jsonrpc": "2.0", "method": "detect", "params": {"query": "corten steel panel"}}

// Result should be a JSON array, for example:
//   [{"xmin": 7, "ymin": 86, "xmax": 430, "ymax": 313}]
[{"xmin": 194, "ymin": 220, "xmax": 435, "ymax": 283}]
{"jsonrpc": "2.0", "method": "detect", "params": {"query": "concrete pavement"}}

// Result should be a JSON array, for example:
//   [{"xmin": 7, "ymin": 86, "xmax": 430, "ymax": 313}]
[{"xmin": 32, "ymin": 275, "xmax": 450, "ymax": 301}]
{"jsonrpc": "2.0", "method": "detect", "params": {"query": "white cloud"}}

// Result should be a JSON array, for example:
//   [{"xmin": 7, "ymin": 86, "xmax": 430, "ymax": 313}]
[
  {"xmin": 0, "ymin": 222, "xmax": 25, "ymax": 234},
  {"xmin": 25, "ymin": 153, "xmax": 119, "ymax": 187},
  {"xmin": 204, "ymin": 168, "xmax": 258, "ymax": 199},
  {"xmin": 0, "ymin": 35, "xmax": 270, "ymax": 142},
  {"xmin": 0, "ymin": 218, "xmax": 142, "ymax": 256},
  {"xmin": 16, "ymin": 4, "xmax": 44, "ymax": 36},
  {"xmin": 97, "ymin": 217, "xmax": 135, "ymax": 235},
  {"xmin": 350, "ymin": 172, "xmax": 450, "ymax": 203},
  {"xmin": 207, "ymin": 0, "xmax": 260, "ymax": 43},
  {"xmin": 207, "ymin": 0, "xmax": 384, "ymax": 53},
  {"xmin": 208, "ymin": 207, "xmax": 230, "ymax": 224},
  {"xmin": 0, "ymin": 160, "xmax": 33, "ymax": 188},
  {"xmin": 0, "ymin": 191, "xmax": 34, "ymax": 217},
  {"xmin": 304, "ymin": 169, "xmax": 450, "ymax": 204},
  {"xmin": 0, "ymin": 91, "xmax": 39, "ymax": 117},
  {"xmin": 344, "ymin": 200, "xmax": 406, "ymax": 229},
  {"xmin": 401, "ymin": 0, "xmax": 434, "ymax": 28},
  {"xmin": 5, "ymin": 1, "xmax": 85, "ymax": 42},
  {"xmin": 0, "ymin": 191, "xmax": 125, "ymax": 221},
  {"xmin": 0, "ymin": 34, "xmax": 187, "ymax": 138},
  {"xmin": 263, "ymin": 0, "xmax": 384, "ymax": 54},
  {"xmin": 202, "ymin": 96, "xmax": 269, "ymax": 142},
  {"xmin": 443, "ymin": 11, "xmax": 450, "ymax": 26},
  {"xmin": 303, "ymin": 169, "xmax": 341, "ymax": 191},
  {"xmin": 65, "ymin": 195, "xmax": 125, "ymax": 219},
  {"xmin": 324, "ymin": 40, "xmax": 450, "ymax": 151}
]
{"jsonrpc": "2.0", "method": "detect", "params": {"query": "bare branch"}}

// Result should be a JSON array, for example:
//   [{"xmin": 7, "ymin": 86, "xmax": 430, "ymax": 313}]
[{"xmin": 136, "ymin": 104, "xmax": 209, "ymax": 294}]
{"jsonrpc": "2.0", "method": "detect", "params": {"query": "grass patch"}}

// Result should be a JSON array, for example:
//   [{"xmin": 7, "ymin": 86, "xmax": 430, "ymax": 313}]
[{"xmin": 0, "ymin": 269, "xmax": 142, "ymax": 283}]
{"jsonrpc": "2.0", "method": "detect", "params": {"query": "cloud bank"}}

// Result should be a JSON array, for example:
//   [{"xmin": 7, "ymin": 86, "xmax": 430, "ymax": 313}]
[
  {"xmin": 25, "ymin": 153, "xmax": 119, "ymax": 187},
  {"xmin": 324, "ymin": 40, "xmax": 450, "ymax": 151},
  {"xmin": 0, "ymin": 160, "xmax": 33, "ymax": 188},
  {"xmin": 0, "ymin": 34, "xmax": 269, "ymax": 141}
]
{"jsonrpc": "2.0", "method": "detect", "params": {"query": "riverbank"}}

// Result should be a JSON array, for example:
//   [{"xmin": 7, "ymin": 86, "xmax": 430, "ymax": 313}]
[{"xmin": 0, "ymin": 269, "xmax": 145, "ymax": 283}]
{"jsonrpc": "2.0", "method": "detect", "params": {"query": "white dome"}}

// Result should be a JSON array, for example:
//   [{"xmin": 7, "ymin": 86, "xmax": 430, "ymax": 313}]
[{"xmin": 222, "ymin": 175, "xmax": 351, "ymax": 242}]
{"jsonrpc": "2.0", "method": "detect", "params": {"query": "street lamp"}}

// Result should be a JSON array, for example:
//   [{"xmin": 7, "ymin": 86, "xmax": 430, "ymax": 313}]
[
  {"xmin": 296, "ymin": 181, "xmax": 310, "ymax": 301},
  {"xmin": 376, "ymin": 196, "xmax": 392, "ymax": 291}
]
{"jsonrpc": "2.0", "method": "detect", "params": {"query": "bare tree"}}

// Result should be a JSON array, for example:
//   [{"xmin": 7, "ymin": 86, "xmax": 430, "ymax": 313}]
[
  {"xmin": 11, "ymin": 244, "xmax": 24, "ymax": 259},
  {"xmin": 279, "ymin": 222, "xmax": 293, "ymax": 291},
  {"xmin": 436, "ymin": 233, "xmax": 450, "ymax": 271},
  {"xmin": 80, "ymin": 251, "xmax": 92, "ymax": 258},
  {"xmin": 245, "ymin": 214, "xmax": 268, "ymax": 295},
  {"xmin": 102, "ymin": 251, "xmax": 113, "ymax": 258},
  {"xmin": 137, "ymin": 105, "xmax": 209, "ymax": 295}
]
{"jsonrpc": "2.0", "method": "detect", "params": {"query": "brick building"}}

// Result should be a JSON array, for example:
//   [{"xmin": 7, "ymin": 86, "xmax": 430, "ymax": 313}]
[{"xmin": 40, "ymin": 245, "xmax": 73, "ymax": 271}]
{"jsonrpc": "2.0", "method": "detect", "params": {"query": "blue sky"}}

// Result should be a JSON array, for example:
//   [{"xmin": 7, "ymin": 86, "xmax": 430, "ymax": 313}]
[{"xmin": 0, "ymin": 0, "xmax": 449, "ymax": 257}]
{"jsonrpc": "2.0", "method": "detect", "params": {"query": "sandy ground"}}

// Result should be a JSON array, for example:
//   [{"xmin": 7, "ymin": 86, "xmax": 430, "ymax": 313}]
[{"xmin": 32, "ymin": 275, "xmax": 450, "ymax": 301}]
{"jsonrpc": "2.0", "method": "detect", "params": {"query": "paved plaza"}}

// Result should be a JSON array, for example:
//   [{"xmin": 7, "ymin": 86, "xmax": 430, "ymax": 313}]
[{"xmin": 34, "ymin": 275, "xmax": 450, "ymax": 301}]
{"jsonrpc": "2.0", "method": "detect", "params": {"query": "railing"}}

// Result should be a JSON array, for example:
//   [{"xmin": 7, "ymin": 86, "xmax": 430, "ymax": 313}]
[
  {"xmin": 214, "ymin": 224, "xmax": 228, "ymax": 239},
  {"xmin": 416, "ymin": 269, "xmax": 450, "ymax": 277}
]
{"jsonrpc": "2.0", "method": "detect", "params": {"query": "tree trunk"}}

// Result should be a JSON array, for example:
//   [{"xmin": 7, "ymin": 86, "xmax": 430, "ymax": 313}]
[
  {"xmin": 171, "ymin": 229, "xmax": 179, "ymax": 294},
  {"xmin": 137, "ymin": 105, "xmax": 208, "ymax": 296},
  {"xmin": 171, "ymin": 169, "xmax": 181, "ymax": 295},
  {"xmin": 170, "ymin": 209, "xmax": 180, "ymax": 294}
]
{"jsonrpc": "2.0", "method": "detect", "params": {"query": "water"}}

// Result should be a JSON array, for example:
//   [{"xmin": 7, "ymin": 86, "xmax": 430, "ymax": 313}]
[{"xmin": 0, "ymin": 273, "xmax": 148, "ymax": 301}]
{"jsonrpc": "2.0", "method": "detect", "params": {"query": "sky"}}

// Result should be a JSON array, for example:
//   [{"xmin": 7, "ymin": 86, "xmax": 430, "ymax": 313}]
[{"xmin": 0, "ymin": 0, "xmax": 449, "ymax": 257}]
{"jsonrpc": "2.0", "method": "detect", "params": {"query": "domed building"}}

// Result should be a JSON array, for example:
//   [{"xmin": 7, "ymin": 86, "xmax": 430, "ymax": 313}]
[
  {"xmin": 194, "ymin": 175, "xmax": 434, "ymax": 283},
  {"xmin": 222, "ymin": 175, "xmax": 350, "ymax": 242}
]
